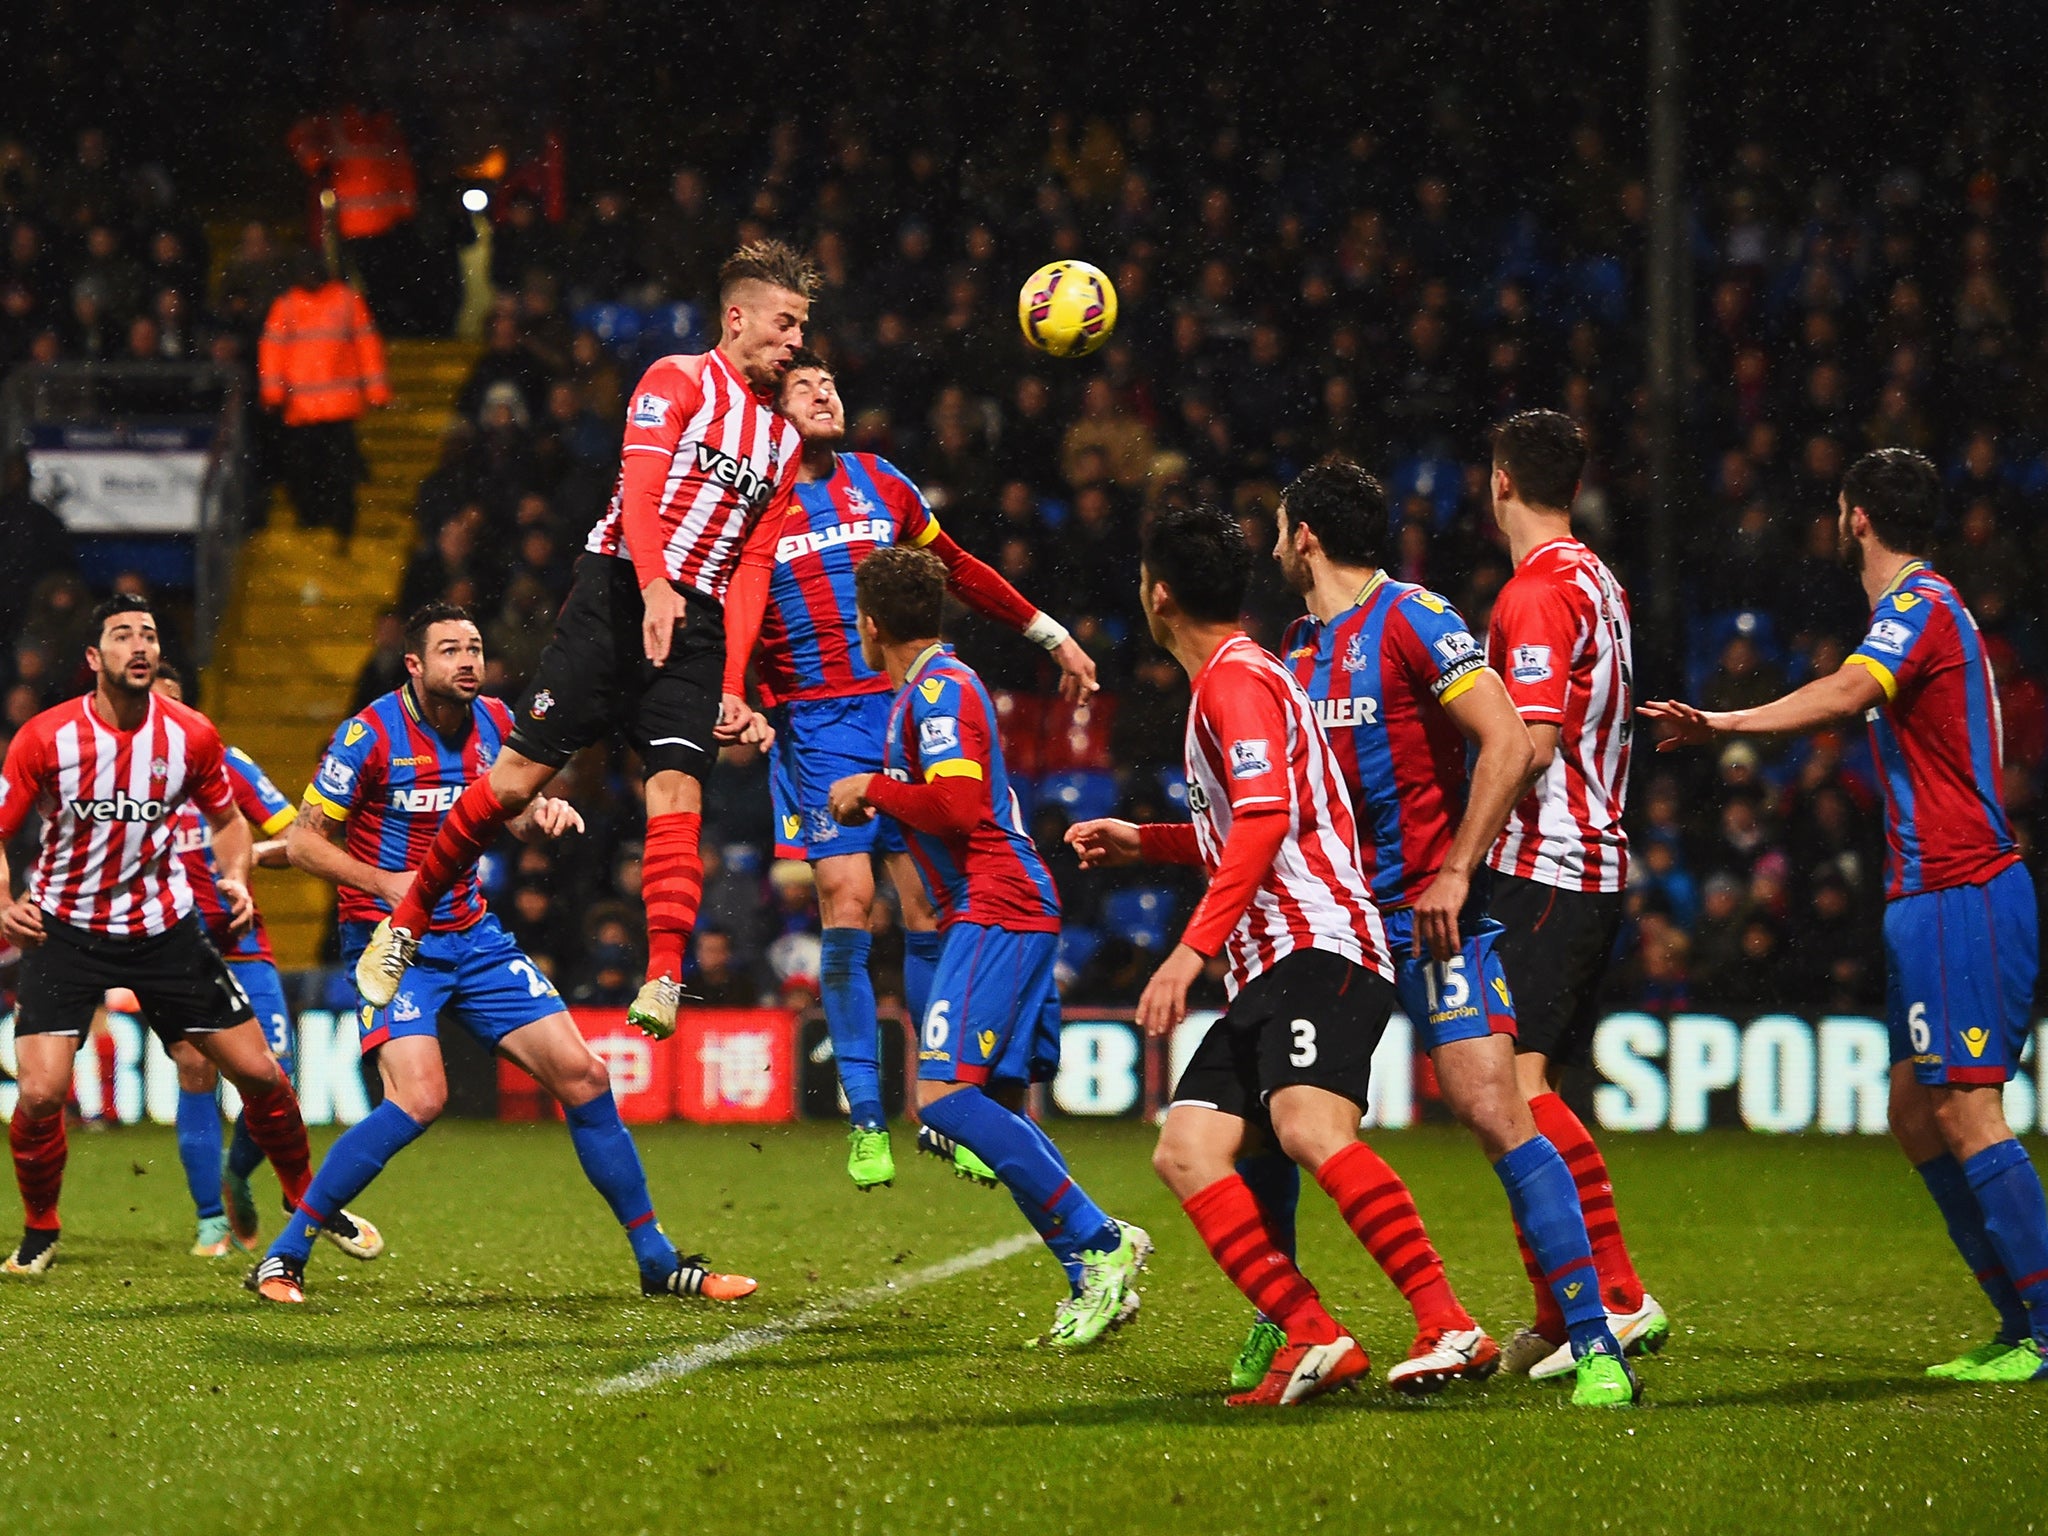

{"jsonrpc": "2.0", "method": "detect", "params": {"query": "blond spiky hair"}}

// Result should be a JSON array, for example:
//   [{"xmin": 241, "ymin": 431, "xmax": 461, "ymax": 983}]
[{"xmin": 718, "ymin": 239, "xmax": 821, "ymax": 303}]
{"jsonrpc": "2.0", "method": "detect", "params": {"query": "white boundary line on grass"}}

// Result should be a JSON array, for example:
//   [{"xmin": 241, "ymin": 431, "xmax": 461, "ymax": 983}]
[{"xmin": 592, "ymin": 1232, "xmax": 1040, "ymax": 1394}]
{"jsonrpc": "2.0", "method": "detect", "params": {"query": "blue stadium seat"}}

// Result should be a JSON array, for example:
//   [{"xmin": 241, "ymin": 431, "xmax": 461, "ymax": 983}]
[
  {"xmin": 1103, "ymin": 886, "xmax": 1178, "ymax": 951},
  {"xmin": 1387, "ymin": 453, "xmax": 1463, "ymax": 531},
  {"xmin": 1037, "ymin": 770, "xmax": 1119, "ymax": 824},
  {"xmin": 1686, "ymin": 609, "xmax": 1785, "ymax": 702},
  {"xmin": 1158, "ymin": 767, "xmax": 1191, "ymax": 819},
  {"xmin": 574, "ymin": 303, "xmax": 640, "ymax": 348},
  {"xmin": 1058, "ymin": 925, "xmax": 1103, "ymax": 976}
]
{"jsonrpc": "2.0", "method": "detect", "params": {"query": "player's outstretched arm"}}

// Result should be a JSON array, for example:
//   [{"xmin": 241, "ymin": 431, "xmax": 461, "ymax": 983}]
[
  {"xmin": 1065, "ymin": 817, "xmax": 1144, "ymax": 867},
  {"xmin": 924, "ymin": 526, "xmax": 1099, "ymax": 702},
  {"xmin": 1640, "ymin": 663, "xmax": 1884, "ymax": 749},
  {"xmin": 1412, "ymin": 669, "xmax": 1536, "ymax": 961}
]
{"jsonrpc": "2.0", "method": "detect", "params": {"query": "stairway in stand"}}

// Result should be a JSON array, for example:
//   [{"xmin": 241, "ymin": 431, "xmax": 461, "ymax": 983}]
[{"xmin": 203, "ymin": 336, "xmax": 480, "ymax": 969}]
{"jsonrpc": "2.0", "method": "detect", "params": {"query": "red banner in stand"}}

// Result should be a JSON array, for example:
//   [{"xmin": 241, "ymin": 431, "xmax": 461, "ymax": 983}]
[{"xmin": 497, "ymin": 1007, "xmax": 797, "ymax": 1124}]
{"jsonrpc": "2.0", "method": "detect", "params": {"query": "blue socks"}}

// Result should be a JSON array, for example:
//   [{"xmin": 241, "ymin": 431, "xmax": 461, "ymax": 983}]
[
  {"xmin": 1919, "ymin": 1153, "xmax": 2029, "ymax": 1343},
  {"xmin": 1236, "ymin": 1149, "xmax": 1300, "ymax": 1262},
  {"xmin": 565, "ymin": 1090, "xmax": 676, "ymax": 1275},
  {"xmin": 919, "ymin": 1087, "xmax": 1119, "ymax": 1262},
  {"xmin": 1496, "ymin": 1134, "xmax": 1616, "ymax": 1358},
  {"xmin": 227, "ymin": 1115, "xmax": 265, "ymax": 1181},
  {"xmin": 1963, "ymin": 1139, "xmax": 2048, "ymax": 1346},
  {"xmin": 175, "ymin": 1088, "xmax": 225, "ymax": 1220},
  {"xmin": 903, "ymin": 929, "xmax": 941, "ymax": 1037},
  {"xmin": 821, "ymin": 926, "xmax": 885, "ymax": 1129},
  {"xmin": 269, "ymin": 1099, "xmax": 427, "ymax": 1264}
]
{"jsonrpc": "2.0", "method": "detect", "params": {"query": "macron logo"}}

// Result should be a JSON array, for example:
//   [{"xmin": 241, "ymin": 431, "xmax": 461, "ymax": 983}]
[
  {"xmin": 68, "ymin": 790, "xmax": 167, "ymax": 824},
  {"xmin": 695, "ymin": 441, "xmax": 772, "ymax": 509},
  {"xmin": 390, "ymin": 785, "xmax": 460, "ymax": 814}
]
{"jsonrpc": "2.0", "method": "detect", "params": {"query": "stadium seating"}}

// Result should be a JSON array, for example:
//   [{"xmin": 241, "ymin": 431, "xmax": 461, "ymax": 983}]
[
  {"xmin": 1037, "ymin": 770, "xmax": 1120, "ymax": 825},
  {"xmin": 1102, "ymin": 886, "xmax": 1178, "ymax": 951}
]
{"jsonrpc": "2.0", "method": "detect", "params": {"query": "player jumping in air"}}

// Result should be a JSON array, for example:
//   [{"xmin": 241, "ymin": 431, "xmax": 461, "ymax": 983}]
[
  {"xmin": 0, "ymin": 596, "xmax": 320, "ymax": 1276},
  {"xmin": 1069, "ymin": 506, "xmax": 1529, "ymax": 1405},
  {"xmin": 1644, "ymin": 448, "xmax": 2047, "ymax": 1383},
  {"xmin": 1483, "ymin": 411, "xmax": 1668, "ymax": 1380},
  {"xmin": 722, "ymin": 348, "xmax": 1098, "ymax": 1190},
  {"xmin": 247, "ymin": 604, "xmax": 752, "ymax": 1304},
  {"xmin": 352, "ymin": 241, "xmax": 807, "ymax": 1040},
  {"xmin": 823, "ymin": 546, "xmax": 1146, "ymax": 1349},
  {"xmin": 152, "ymin": 664, "xmax": 381, "ymax": 1261},
  {"xmin": 1218, "ymin": 458, "xmax": 1634, "ymax": 1405}
]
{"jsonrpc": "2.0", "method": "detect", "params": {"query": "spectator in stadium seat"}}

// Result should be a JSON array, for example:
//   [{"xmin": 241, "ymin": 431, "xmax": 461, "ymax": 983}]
[
  {"xmin": 0, "ymin": 452, "xmax": 75, "ymax": 649},
  {"xmin": 569, "ymin": 943, "xmax": 641, "ymax": 1009},
  {"xmin": 686, "ymin": 929, "xmax": 764, "ymax": 1010},
  {"xmin": 1060, "ymin": 377, "xmax": 1156, "ymax": 490},
  {"xmin": 348, "ymin": 608, "xmax": 408, "ymax": 716}
]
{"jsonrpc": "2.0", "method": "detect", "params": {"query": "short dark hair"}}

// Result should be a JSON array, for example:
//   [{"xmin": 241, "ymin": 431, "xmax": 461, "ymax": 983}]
[
  {"xmin": 1281, "ymin": 459, "xmax": 1387, "ymax": 567},
  {"xmin": 854, "ymin": 545, "xmax": 946, "ymax": 644},
  {"xmin": 782, "ymin": 346, "xmax": 830, "ymax": 376},
  {"xmin": 153, "ymin": 659, "xmax": 181, "ymax": 686},
  {"xmin": 1141, "ymin": 503, "xmax": 1248, "ymax": 624},
  {"xmin": 1841, "ymin": 447, "xmax": 1940, "ymax": 556},
  {"xmin": 1492, "ymin": 409, "xmax": 1586, "ymax": 511},
  {"xmin": 718, "ymin": 239, "xmax": 820, "ymax": 304},
  {"xmin": 404, "ymin": 601, "xmax": 476, "ymax": 657},
  {"xmin": 89, "ymin": 593, "xmax": 154, "ymax": 645}
]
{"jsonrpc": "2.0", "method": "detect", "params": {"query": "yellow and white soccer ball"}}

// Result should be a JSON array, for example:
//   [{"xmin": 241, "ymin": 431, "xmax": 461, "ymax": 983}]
[{"xmin": 1017, "ymin": 260, "xmax": 1118, "ymax": 357}]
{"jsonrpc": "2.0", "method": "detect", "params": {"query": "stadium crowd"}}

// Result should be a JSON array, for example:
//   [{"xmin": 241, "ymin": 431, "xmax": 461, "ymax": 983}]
[{"xmin": 4, "ymin": 70, "xmax": 2047, "ymax": 1016}]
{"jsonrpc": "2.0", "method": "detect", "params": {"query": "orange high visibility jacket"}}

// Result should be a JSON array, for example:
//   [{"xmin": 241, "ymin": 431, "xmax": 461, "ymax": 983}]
[
  {"xmin": 289, "ymin": 106, "xmax": 418, "ymax": 240},
  {"xmin": 258, "ymin": 282, "xmax": 391, "ymax": 426}
]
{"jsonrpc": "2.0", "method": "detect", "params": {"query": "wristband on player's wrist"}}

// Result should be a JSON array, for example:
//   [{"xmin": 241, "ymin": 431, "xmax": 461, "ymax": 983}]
[{"xmin": 1023, "ymin": 612, "xmax": 1071, "ymax": 653}]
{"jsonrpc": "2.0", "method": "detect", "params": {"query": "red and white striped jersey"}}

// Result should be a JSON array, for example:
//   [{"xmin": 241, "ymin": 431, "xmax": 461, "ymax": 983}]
[
  {"xmin": 0, "ymin": 691, "xmax": 234, "ymax": 937},
  {"xmin": 1182, "ymin": 632, "xmax": 1391, "ymax": 997},
  {"xmin": 1485, "ymin": 537, "xmax": 1634, "ymax": 892},
  {"xmin": 585, "ymin": 347, "xmax": 801, "ymax": 601}
]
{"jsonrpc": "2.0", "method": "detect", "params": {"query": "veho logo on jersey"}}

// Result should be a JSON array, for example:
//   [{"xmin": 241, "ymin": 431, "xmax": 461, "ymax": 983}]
[
  {"xmin": 390, "ymin": 784, "xmax": 461, "ymax": 814},
  {"xmin": 919, "ymin": 715, "xmax": 960, "ymax": 755},
  {"xmin": 67, "ymin": 789, "xmax": 169, "ymax": 824},
  {"xmin": 1316, "ymin": 695, "xmax": 1379, "ymax": 730},
  {"xmin": 1510, "ymin": 643, "xmax": 1553, "ymax": 684},
  {"xmin": 1228, "ymin": 738, "xmax": 1272, "ymax": 779},
  {"xmin": 775, "ymin": 516, "xmax": 893, "ymax": 564},
  {"xmin": 1185, "ymin": 779, "xmax": 1211, "ymax": 812},
  {"xmin": 1865, "ymin": 618, "xmax": 1912, "ymax": 655},
  {"xmin": 695, "ymin": 441, "xmax": 775, "ymax": 510}
]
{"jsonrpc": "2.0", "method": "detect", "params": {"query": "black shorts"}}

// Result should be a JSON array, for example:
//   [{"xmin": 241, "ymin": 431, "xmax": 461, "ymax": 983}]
[
  {"xmin": 1169, "ymin": 948, "xmax": 1392, "ymax": 1122},
  {"xmin": 15, "ymin": 912, "xmax": 255, "ymax": 1045},
  {"xmin": 1490, "ymin": 872, "xmax": 1624, "ymax": 1067},
  {"xmin": 506, "ymin": 553, "xmax": 723, "ymax": 780}
]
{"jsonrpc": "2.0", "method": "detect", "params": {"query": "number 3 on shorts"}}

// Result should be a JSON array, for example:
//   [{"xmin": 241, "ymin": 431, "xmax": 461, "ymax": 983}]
[
  {"xmin": 1289, "ymin": 1017, "xmax": 1317, "ymax": 1067},
  {"xmin": 1907, "ymin": 1000, "xmax": 1930, "ymax": 1053}
]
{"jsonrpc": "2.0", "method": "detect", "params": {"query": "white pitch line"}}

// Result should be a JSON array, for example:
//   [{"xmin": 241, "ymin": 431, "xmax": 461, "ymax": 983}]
[{"xmin": 593, "ymin": 1232, "xmax": 1040, "ymax": 1395}]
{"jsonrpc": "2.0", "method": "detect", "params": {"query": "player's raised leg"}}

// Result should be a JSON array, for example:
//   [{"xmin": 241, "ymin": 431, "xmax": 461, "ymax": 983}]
[
  {"xmin": 496, "ymin": 1008, "xmax": 755, "ymax": 1300},
  {"xmin": 6, "ymin": 1034, "xmax": 79, "ymax": 1275}
]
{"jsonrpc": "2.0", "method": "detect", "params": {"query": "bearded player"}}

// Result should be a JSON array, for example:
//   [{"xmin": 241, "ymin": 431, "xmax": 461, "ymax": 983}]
[
  {"xmin": 721, "ymin": 348, "xmax": 1098, "ymax": 1190},
  {"xmin": 353, "ymin": 242, "xmax": 807, "ymax": 1039},
  {"xmin": 152, "ymin": 664, "xmax": 381, "ymax": 1262},
  {"xmin": 247, "ymin": 603, "xmax": 751, "ymax": 1304},
  {"xmin": 0, "ymin": 596, "xmax": 319, "ymax": 1276},
  {"xmin": 1231, "ymin": 458, "xmax": 1632, "ymax": 1405},
  {"xmin": 1645, "ymin": 448, "xmax": 2047, "ymax": 1383},
  {"xmin": 823, "ymin": 546, "xmax": 1144, "ymax": 1348},
  {"xmin": 1483, "ymin": 411, "xmax": 1667, "ymax": 1380}
]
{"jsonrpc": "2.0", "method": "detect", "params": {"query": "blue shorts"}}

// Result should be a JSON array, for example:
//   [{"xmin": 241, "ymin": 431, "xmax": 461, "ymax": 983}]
[
  {"xmin": 918, "ymin": 924, "xmax": 1064, "ymax": 1086},
  {"xmin": 1885, "ymin": 861, "xmax": 2039, "ymax": 1087},
  {"xmin": 229, "ymin": 958, "xmax": 295, "ymax": 1076},
  {"xmin": 770, "ymin": 693, "xmax": 907, "ymax": 862},
  {"xmin": 1384, "ymin": 910, "xmax": 1517, "ymax": 1051},
  {"xmin": 339, "ymin": 914, "xmax": 565, "ymax": 1055}
]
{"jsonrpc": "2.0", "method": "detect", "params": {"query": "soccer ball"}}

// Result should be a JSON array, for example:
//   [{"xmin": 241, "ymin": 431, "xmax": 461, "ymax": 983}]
[{"xmin": 1017, "ymin": 260, "xmax": 1118, "ymax": 357}]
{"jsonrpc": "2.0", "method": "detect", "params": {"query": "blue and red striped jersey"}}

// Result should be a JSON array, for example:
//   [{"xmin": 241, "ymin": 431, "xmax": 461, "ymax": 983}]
[
  {"xmin": 1843, "ymin": 562, "xmax": 2019, "ymax": 899},
  {"xmin": 170, "ymin": 745, "xmax": 296, "ymax": 962},
  {"xmin": 756, "ymin": 453, "xmax": 938, "ymax": 704},
  {"xmin": 1280, "ymin": 575, "xmax": 1489, "ymax": 909},
  {"xmin": 882, "ymin": 644, "xmax": 1061, "ymax": 932},
  {"xmin": 304, "ymin": 684, "xmax": 514, "ymax": 931}
]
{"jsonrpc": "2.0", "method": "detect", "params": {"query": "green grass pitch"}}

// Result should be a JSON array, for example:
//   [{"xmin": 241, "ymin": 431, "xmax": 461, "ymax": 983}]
[{"xmin": 2, "ymin": 1120, "xmax": 2042, "ymax": 1535}]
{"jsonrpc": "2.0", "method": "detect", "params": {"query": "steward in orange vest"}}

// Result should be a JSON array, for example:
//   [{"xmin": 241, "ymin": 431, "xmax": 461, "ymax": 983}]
[
  {"xmin": 289, "ymin": 106, "xmax": 418, "ymax": 242},
  {"xmin": 259, "ymin": 266, "xmax": 391, "ymax": 427}
]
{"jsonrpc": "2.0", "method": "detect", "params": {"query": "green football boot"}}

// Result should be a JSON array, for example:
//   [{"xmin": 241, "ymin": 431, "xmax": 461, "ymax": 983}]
[
  {"xmin": 1230, "ymin": 1319, "xmax": 1288, "ymax": 1392},
  {"xmin": 1927, "ymin": 1339, "xmax": 2026, "ymax": 1379},
  {"xmin": 846, "ymin": 1127, "xmax": 895, "ymax": 1190},
  {"xmin": 1043, "ymin": 1226, "xmax": 1140, "ymax": 1350},
  {"xmin": 953, "ymin": 1143, "xmax": 999, "ymax": 1187},
  {"xmin": 1950, "ymin": 1338, "xmax": 2047, "ymax": 1383},
  {"xmin": 1570, "ymin": 1346, "xmax": 1642, "ymax": 1407}
]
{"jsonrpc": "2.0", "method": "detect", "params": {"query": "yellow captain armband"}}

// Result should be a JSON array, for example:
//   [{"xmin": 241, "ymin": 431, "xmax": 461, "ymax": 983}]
[
  {"xmin": 302, "ymin": 787, "xmax": 351, "ymax": 822},
  {"xmin": 924, "ymin": 759, "xmax": 985, "ymax": 783},
  {"xmin": 1844, "ymin": 653, "xmax": 1897, "ymax": 702}
]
